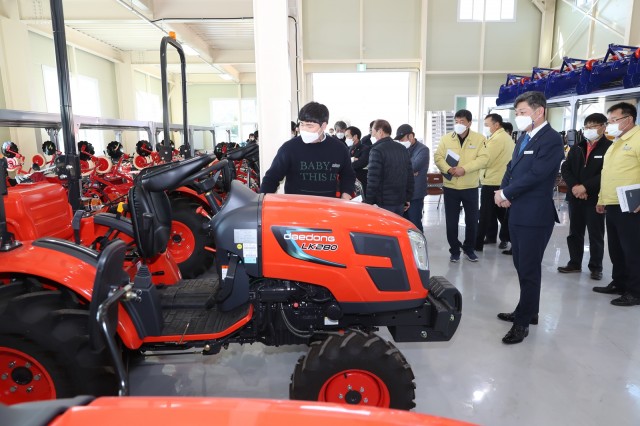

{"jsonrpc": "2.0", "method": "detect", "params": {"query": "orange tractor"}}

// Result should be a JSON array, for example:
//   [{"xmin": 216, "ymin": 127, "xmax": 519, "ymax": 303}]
[
  {"xmin": 1, "ymin": 18, "xmax": 461, "ymax": 410},
  {"xmin": 0, "ymin": 149, "xmax": 461, "ymax": 409}
]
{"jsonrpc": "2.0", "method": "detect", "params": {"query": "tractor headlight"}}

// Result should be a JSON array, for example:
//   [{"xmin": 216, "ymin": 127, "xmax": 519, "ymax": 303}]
[{"xmin": 408, "ymin": 230, "xmax": 429, "ymax": 271}]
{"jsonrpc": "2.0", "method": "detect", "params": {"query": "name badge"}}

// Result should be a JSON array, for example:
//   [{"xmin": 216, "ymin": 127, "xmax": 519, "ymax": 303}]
[
  {"xmin": 623, "ymin": 145, "xmax": 632, "ymax": 151},
  {"xmin": 524, "ymin": 150, "xmax": 534, "ymax": 155},
  {"xmin": 594, "ymin": 155, "xmax": 603, "ymax": 159},
  {"xmin": 468, "ymin": 145, "xmax": 476, "ymax": 149}
]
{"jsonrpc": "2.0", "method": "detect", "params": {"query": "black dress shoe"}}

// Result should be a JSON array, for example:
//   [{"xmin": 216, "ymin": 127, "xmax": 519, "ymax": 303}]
[
  {"xmin": 502, "ymin": 325, "xmax": 529, "ymax": 344},
  {"xmin": 483, "ymin": 238, "xmax": 496, "ymax": 244},
  {"xmin": 502, "ymin": 249, "xmax": 512, "ymax": 255},
  {"xmin": 498, "ymin": 241, "xmax": 509, "ymax": 249},
  {"xmin": 557, "ymin": 264, "xmax": 582, "ymax": 273},
  {"xmin": 593, "ymin": 282, "xmax": 625, "ymax": 295},
  {"xmin": 611, "ymin": 293, "xmax": 640, "ymax": 306},
  {"xmin": 497, "ymin": 312, "xmax": 539, "ymax": 325},
  {"xmin": 590, "ymin": 271, "xmax": 603, "ymax": 280}
]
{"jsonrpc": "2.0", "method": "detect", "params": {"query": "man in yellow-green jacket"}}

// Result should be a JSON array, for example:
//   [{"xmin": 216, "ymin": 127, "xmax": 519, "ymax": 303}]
[
  {"xmin": 475, "ymin": 114, "xmax": 515, "ymax": 252},
  {"xmin": 434, "ymin": 109, "xmax": 489, "ymax": 262},
  {"xmin": 593, "ymin": 102, "xmax": 640, "ymax": 306}
]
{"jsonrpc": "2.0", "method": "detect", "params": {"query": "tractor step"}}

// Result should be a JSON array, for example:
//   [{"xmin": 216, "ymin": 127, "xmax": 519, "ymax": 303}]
[
  {"xmin": 161, "ymin": 302, "xmax": 250, "ymax": 336},
  {"xmin": 159, "ymin": 278, "xmax": 219, "ymax": 309}
]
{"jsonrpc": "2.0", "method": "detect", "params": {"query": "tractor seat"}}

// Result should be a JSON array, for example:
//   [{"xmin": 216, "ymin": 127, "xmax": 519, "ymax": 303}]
[{"xmin": 128, "ymin": 154, "xmax": 215, "ymax": 261}]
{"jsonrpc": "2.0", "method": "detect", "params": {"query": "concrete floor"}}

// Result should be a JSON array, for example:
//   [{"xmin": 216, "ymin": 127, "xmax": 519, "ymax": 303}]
[{"xmin": 130, "ymin": 195, "xmax": 640, "ymax": 426}]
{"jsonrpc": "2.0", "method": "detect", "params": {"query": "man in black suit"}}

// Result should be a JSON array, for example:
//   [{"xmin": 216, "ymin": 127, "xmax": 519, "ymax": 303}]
[{"xmin": 494, "ymin": 91, "xmax": 565, "ymax": 344}]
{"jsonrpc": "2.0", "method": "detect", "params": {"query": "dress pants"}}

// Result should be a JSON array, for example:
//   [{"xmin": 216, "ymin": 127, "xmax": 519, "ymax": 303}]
[
  {"xmin": 566, "ymin": 198, "xmax": 605, "ymax": 272},
  {"xmin": 355, "ymin": 170, "xmax": 368, "ymax": 197},
  {"xmin": 476, "ymin": 184, "xmax": 510, "ymax": 247},
  {"xmin": 443, "ymin": 187, "xmax": 479, "ymax": 255},
  {"xmin": 404, "ymin": 197, "xmax": 425, "ymax": 232},
  {"xmin": 510, "ymin": 223, "xmax": 554, "ymax": 327},
  {"xmin": 605, "ymin": 205, "xmax": 640, "ymax": 297}
]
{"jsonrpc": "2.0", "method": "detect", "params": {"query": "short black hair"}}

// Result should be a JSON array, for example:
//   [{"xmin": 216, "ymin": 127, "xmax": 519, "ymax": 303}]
[
  {"xmin": 583, "ymin": 113, "xmax": 607, "ymax": 126},
  {"xmin": 485, "ymin": 113, "xmax": 503, "ymax": 125},
  {"xmin": 372, "ymin": 119, "xmax": 392, "ymax": 136},
  {"xmin": 298, "ymin": 102, "xmax": 329, "ymax": 125},
  {"xmin": 334, "ymin": 121, "xmax": 347, "ymax": 131},
  {"xmin": 514, "ymin": 91, "xmax": 547, "ymax": 111},
  {"xmin": 369, "ymin": 120, "xmax": 375, "ymax": 129},
  {"xmin": 291, "ymin": 121, "xmax": 297, "ymax": 131},
  {"xmin": 455, "ymin": 109, "xmax": 472, "ymax": 122},
  {"xmin": 502, "ymin": 122, "xmax": 513, "ymax": 134},
  {"xmin": 346, "ymin": 126, "xmax": 361, "ymax": 140},
  {"xmin": 607, "ymin": 102, "xmax": 637, "ymax": 122}
]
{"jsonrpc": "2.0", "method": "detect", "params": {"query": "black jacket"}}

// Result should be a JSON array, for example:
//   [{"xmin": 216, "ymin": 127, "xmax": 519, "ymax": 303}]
[
  {"xmin": 350, "ymin": 142, "xmax": 370, "ymax": 173},
  {"xmin": 561, "ymin": 135, "xmax": 612, "ymax": 203},
  {"xmin": 365, "ymin": 137, "xmax": 414, "ymax": 206}
]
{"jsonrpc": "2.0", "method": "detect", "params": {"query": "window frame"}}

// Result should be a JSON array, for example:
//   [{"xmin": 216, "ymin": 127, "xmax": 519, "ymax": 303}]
[{"xmin": 458, "ymin": 0, "xmax": 517, "ymax": 23}]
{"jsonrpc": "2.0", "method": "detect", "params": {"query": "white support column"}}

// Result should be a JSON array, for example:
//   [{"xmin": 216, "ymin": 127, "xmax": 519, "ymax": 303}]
[
  {"xmin": 538, "ymin": 0, "xmax": 557, "ymax": 67},
  {"xmin": 115, "ymin": 54, "xmax": 138, "ymax": 153},
  {"xmin": 627, "ymin": 0, "xmax": 640, "ymax": 45},
  {"xmin": 253, "ymin": 0, "xmax": 292, "ymax": 181}
]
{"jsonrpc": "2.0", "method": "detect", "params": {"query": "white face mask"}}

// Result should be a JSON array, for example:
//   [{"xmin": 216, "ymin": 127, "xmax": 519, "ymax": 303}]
[
  {"xmin": 583, "ymin": 128, "xmax": 599, "ymax": 141},
  {"xmin": 300, "ymin": 130, "xmax": 320, "ymax": 144},
  {"xmin": 370, "ymin": 136, "xmax": 378, "ymax": 144},
  {"xmin": 606, "ymin": 123, "xmax": 623, "ymax": 138},
  {"xmin": 484, "ymin": 126, "xmax": 492, "ymax": 137},
  {"xmin": 453, "ymin": 123, "xmax": 468, "ymax": 135},
  {"xmin": 515, "ymin": 115, "xmax": 533, "ymax": 131},
  {"xmin": 345, "ymin": 138, "xmax": 354, "ymax": 147},
  {"xmin": 336, "ymin": 132, "xmax": 345, "ymax": 139},
  {"xmin": 398, "ymin": 140, "xmax": 411, "ymax": 149}
]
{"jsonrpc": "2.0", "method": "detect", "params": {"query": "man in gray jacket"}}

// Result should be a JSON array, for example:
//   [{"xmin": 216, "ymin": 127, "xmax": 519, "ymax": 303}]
[{"xmin": 396, "ymin": 124, "xmax": 430, "ymax": 232}]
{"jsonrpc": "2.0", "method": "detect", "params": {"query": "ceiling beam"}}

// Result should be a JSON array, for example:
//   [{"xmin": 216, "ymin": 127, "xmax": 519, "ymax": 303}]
[{"xmin": 26, "ymin": 22, "xmax": 124, "ymax": 63}]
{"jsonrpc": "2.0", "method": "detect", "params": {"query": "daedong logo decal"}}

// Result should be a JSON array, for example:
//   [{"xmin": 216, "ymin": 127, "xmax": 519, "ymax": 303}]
[{"xmin": 271, "ymin": 226, "xmax": 345, "ymax": 268}]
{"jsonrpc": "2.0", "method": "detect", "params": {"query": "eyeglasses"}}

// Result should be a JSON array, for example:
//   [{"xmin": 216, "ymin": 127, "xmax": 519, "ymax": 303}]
[{"xmin": 607, "ymin": 115, "xmax": 629, "ymax": 124}]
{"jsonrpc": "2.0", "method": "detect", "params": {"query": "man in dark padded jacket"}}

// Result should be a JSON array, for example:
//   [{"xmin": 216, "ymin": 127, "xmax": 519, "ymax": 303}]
[
  {"xmin": 260, "ymin": 101, "xmax": 355, "ymax": 199},
  {"xmin": 557, "ymin": 112, "xmax": 612, "ymax": 280},
  {"xmin": 365, "ymin": 119, "xmax": 414, "ymax": 215}
]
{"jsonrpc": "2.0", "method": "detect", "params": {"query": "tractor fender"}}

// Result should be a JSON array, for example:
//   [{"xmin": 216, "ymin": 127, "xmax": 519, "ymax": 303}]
[{"xmin": 0, "ymin": 243, "xmax": 144, "ymax": 349}]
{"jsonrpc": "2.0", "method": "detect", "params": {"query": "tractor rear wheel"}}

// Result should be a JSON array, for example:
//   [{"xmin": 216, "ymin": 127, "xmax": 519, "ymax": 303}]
[
  {"xmin": 0, "ymin": 281, "xmax": 117, "ymax": 404},
  {"xmin": 168, "ymin": 197, "xmax": 215, "ymax": 278},
  {"xmin": 289, "ymin": 330, "xmax": 416, "ymax": 410}
]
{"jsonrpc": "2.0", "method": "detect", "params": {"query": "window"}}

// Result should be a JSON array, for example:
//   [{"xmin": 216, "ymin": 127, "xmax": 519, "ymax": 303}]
[
  {"xmin": 459, "ymin": 0, "xmax": 515, "ymax": 22},
  {"xmin": 43, "ymin": 65, "xmax": 103, "ymax": 151},
  {"xmin": 210, "ymin": 99, "xmax": 257, "ymax": 145},
  {"xmin": 576, "ymin": 0, "xmax": 594, "ymax": 9},
  {"xmin": 312, "ymin": 72, "xmax": 412, "ymax": 134},
  {"xmin": 455, "ymin": 95, "xmax": 503, "ymax": 132}
]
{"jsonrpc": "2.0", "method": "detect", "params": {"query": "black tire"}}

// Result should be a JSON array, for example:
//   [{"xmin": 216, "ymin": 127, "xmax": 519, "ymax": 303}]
[
  {"xmin": 0, "ymin": 281, "xmax": 117, "ymax": 403},
  {"xmin": 169, "ymin": 197, "xmax": 215, "ymax": 278},
  {"xmin": 289, "ymin": 330, "xmax": 416, "ymax": 410}
]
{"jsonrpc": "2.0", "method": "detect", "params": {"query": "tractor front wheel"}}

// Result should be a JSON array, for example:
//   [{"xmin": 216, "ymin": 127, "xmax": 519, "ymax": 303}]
[
  {"xmin": 289, "ymin": 330, "xmax": 416, "ymax": 410},
  {"xmin": 0, "ymin": 282, "xmax": 117, "ymax": 404}
]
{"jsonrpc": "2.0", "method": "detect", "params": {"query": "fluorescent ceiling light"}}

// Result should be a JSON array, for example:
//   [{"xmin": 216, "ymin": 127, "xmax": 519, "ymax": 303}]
[{"xmin": 220, "ymin": 74, "xmax": 233, "ymax": 81}]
